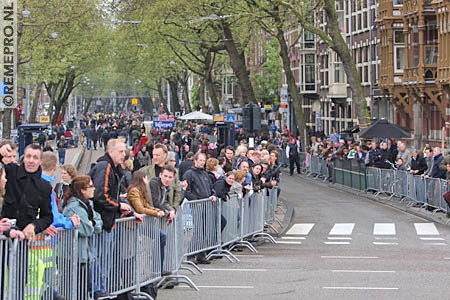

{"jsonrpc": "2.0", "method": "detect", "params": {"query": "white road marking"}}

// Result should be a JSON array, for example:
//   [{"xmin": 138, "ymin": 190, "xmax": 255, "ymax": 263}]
[
  {"xmin": 236, "ymin": 254, "xmax": 264, "ymax": 258},
  {"xmin": 414, "ymin": 223, "xmax": 440, "ymax": 235},
  {"xmin": 321, "ymin": 256, "xmax": 379, "ymax": 259},
  {"xmin": 372, "ymin": 242, "xmax": 399, "ymax": 245},
  {"xmin": 203, "ymin": 268, "xmax": 267, "ymax": 272},
  {"xmin": 332, "ymin": 270, "xmax": 396, "ymax": 273},
  {"xmin": 277, "ymin": 241, "xmax": 302, "ymax": 245},
  {"xmin": 373, "ymin": 223, "xmax": 396, "ymax": 235},
  {"xmin": 286, "ymin": 223, "xmax": 315, "ymax": 235},
  {"xmin": 181, "ymin": 286, "xmax": 254, "ymax": 289},
  {"xmin": 374, "ymin": 237, "xmax": 398, "ymax": 240},
  {"xmin": 281, "ymin": 236, "xmax": 306, "ymax": 240},
  {"xmin": 327, "ymin": 237, "xmax": 352, "ymax": 240},
  {"xmin": 329, "ymin": 223, "xmax": 355, "ymax": 235},
  {"xmin": 420, "ymin": 237, "xmax": 445, "ymax": 241},
  {"xmin": 324, "ymin": 242, "xmax": 350, "ymax": 245},
  {"xmin": 423, "ymin": 243, "xmax": 447, "ymax": 246},
  {"xmin": 323, "ymin": 287, "xmax": 399, "ymax": 290}
]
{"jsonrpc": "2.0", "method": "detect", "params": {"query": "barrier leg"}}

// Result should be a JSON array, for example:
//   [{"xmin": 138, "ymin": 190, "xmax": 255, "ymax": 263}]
[
  {"xmin": 206, "ymin": 249, "xmax": 239, "ymax": 263},
  {"xmin": 252, "ymin": 232, "xmax": 277, "ymax": 244},
  {"xmin": 157, "ymin": 274, "xmax": 200, "ymax": 291},
  {"xmin": 181, "ymin": 260, "xmax": 204, "ymax": 274},
  {"xmin": 229, "ymin": 240, "xmax": 258, "ymax": 253}
]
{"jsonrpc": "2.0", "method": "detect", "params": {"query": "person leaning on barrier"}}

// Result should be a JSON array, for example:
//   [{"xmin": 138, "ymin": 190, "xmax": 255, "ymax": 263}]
[
  {"xmin": 62, "ymin": 175, "xmax": 105, "ymax": 300},
  {"xmin": 128, "ymin": 171, "xmax": 165, "ymax": 218},
  {"xmin": 183, "ymin": 151, "xmax": 218, "ymax": 264},
  {"xmin": 410, "ymin": 150, "xmax": 428, "ymax": 175},
  {"xmin": 422, "ymin": 147, "xmax": 434, "ymax": 177},
  {"xmin": 397, "ymin": 141, "xmax": 412, "ymax": 168},
  {"xmin": 149, "ymin": 165, "xmax": 178, "ymax": 275},
  {"xmin": 213, "ymin": 171, "xmax": 235, "ymax": 202},
  {"xmin": 0, "ymin": 161, "xmax": 25, "ymax": 240},
  {"xmin": 424, "ymin": 147, "xmax": 446, "ymax": 179},
  {"xmin": 54, "ymin": 164, "xmax": 77, "ymax": 211},
  {"xmin": 0, "ymin": 143, "xmax": 53, "ymax": 240},
  {"xmin": 0, "ymin": 160, "xmax": 25, "ymax": 300},
  {"xmin": 141, "ymin": 143, "xmax": 182, "ymax": 210},
  {"xmin": 38, "ymin": 152, "xmax": 81, "ymax": 300},
  {"xmin": 89, "ymin": 138, "xmax": 143, "ymax": 232},
  {"xmin": 41, "ymin": 152, "xmax": 81, "ymax": 235}
]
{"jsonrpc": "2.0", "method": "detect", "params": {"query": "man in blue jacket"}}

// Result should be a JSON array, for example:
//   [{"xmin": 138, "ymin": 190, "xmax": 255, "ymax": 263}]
[
  {"xmin": 41, "ymin": 151, "xmax": 80, "ymax": 233},
  {"xmin": 40, "ymin": 151, "xmax": 80, "ymax": 300}
]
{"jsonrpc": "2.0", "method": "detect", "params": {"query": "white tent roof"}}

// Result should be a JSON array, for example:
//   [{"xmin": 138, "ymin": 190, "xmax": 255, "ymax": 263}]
[{"xmin": 178, "ymin": 111, "xmax": 213, "ymax": 121}]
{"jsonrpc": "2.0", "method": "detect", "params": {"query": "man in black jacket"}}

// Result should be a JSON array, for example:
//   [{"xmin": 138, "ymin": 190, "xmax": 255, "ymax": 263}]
[
  {"xmin": 183, "ymin": 152, "xmax": 217, "ymax": 264},
  {"xmin": 0, "ymin": 143, "xmax": 53, "ymax": 240},
  {"xmin": 90, "ymin": 138, "xmax": 142, "ymax": 231},
  {"xmin": 89, "ymin": 138, "xmax": 143, "ymax": 300}
]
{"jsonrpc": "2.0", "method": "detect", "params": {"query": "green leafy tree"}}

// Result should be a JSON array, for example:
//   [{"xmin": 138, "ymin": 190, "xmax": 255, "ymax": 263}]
[{"xmin": 251, "ymin": 39, "xmax": 282, "ymax": 103}]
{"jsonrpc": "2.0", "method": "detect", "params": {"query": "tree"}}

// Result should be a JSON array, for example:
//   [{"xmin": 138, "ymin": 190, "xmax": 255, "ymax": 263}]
[
  {"xmin": 250, "ymin": 39, "xmax": 282, "ymax": 104},
  {"xmin": 18, "ymin": 0, "xmax": 110, "ymax": 126}
]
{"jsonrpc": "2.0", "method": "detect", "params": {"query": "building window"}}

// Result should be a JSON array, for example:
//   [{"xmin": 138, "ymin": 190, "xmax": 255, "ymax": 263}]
[
  {"xmin": 302, "ymin": 54, "xmax": 316, "ymax": 91},
  {"xmin": 363, "ymin": 12, "xmax": 368, "ymax": 30},
  {"xmin": 223, "ymin": 76, "xmax": 234, "ymax": 95},
  {"xmin": 425, "ymin": 16, "xmax": 438, "ymax": 65},
  {"xmin": 394, "ymin": 47, "xmax": 405, "ymax": 72},
  {"xmin": 409, "ymin": 23, "xmax": 419, "ymax": 68},
  {"xmin": 394, "ymin": 0, "xmax": 403, "ymax": 6},
  {"xmin": 364, "ymin": 65, "xmax": 369, "ymax": 83},
  {"xmin": 394, "ymin": 30, "xmax": 405, "ymax": 72},
  {"xmin": 303, "ymin": 30, "xmax": 315, "ymax": 48},
  {"xmin": 334, "ymin": 54, "xmax": 344, "ymax": 83}
]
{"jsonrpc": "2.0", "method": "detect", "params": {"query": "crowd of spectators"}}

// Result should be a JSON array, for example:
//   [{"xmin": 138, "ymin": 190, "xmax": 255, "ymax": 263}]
[
  {"xmin": 303, "ymin": 128, "xmax": 450, "ymax": 183},
  {"xmin": 0, "ymin": 111, "xmax": 284, "ymax": 300}
]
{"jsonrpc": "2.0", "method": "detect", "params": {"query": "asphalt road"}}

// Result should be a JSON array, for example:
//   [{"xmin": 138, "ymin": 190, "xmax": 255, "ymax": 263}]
[{"xmin": 160, "ymin": 173, "xmax": 450, "ymax": 300}]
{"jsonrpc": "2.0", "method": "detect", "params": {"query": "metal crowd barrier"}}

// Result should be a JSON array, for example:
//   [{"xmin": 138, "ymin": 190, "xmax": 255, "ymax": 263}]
[
  {"xmin": 309, "ymin": 155, "xmax": 320, "ymax": 176},
  {"xmin": 2, "ymin": 187, "xmax": 285, "ymax": 299},
  {"xmin": 182, "ymin": 198, "xmax": 221, "ymax": 259},
  {"xmin": 333, "ymin": 165, "xmax": 450, "ymax": 214},
  {"xmin": 3, "ymin": 229, "xmax": 78, "ymax": 300},
  {"xmin": 278, "ymin": 147, "xmax": 288, "ymax": 167}
]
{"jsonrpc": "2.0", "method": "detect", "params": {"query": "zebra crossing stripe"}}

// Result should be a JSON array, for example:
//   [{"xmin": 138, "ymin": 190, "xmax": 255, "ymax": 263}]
[
  {"xmin": 414, "ymin": 223, "xmax": 440, "ymax": 235},
  {"xmin": 329, "ymin": 223, "xmax": 355, "ymax": 235},
  {"xmin": 373, "ymin": 223, "xmax": 396, "ymax": 235},
  {"xmin": 286, "ymin": 223, "xmax": 315, "ymax": 235}
]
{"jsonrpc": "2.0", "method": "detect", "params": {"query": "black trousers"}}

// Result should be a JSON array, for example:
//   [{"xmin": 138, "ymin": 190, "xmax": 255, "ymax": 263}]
[{"xmin": 289, "ymin": 156, "xmax": 301, "ymax": 175}]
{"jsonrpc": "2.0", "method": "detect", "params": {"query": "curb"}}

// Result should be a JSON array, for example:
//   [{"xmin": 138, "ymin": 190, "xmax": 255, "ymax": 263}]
[
  {"xmin": 295, "ymin": 173, "xmax": 450, "ymax": 226},
  {"xmin": 72, "ymin": 147, "xmax": 85, "ymax": 170},
  {"xmin": 277, "ymin": 197, "xmax": 295, "ymax": 236}
]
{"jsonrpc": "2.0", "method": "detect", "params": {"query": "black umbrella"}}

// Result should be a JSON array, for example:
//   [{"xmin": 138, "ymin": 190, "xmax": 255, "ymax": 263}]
[
  {"xmin": 342, "ymin": 125, "xmax": 360, "ymax": 134},
  {"xmin": 359, "ymin": 119, "xmax": 410, "ymax": 139}
]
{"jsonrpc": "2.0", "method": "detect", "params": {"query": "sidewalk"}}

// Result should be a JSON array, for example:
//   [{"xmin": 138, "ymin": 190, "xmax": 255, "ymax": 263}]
[{"xmin": 53, "ymin": 146, "xmax": 85, "ymax": 184}]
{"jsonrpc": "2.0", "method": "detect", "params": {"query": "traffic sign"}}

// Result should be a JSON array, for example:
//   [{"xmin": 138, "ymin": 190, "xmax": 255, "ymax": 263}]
[
  {"xmin": 39, "ymin": 116, "xmax": 50, "ymax": 123},
  {"xmin": 131, "ymin": 98, "xmax": 139, "ymax": 105},
  {"xmin": 226, "ymin": 114, "xmax": 235, "ymax": 121}
]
